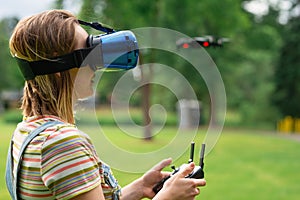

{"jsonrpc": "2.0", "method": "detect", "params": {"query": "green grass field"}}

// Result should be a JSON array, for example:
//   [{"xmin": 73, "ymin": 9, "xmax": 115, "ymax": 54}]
[{"xmin": 1, "ymin": 120, "xmax": 299, "ymax": 200}]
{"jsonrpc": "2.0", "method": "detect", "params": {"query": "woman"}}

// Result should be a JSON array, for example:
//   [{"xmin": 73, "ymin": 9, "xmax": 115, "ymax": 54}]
[{"xmin": 7, "ymin": 9, "xmax": 206, "ymax": 200}]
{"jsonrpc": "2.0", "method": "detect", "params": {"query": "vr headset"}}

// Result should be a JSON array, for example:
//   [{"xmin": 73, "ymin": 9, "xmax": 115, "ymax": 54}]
[{"xmin": 16, "ymin": 20, "xmax": 139, "ymax": 80}]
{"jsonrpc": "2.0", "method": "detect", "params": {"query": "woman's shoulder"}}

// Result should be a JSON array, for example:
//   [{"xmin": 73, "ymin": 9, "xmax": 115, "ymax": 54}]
[
  {"xmin": 17, "ymin": 115, "xmax": 77, "ymax": 137},
  {"xmin": 16, "ymin": 115, "xmax": 90, "ymax": 148},
  {"xmin": 14, "ymin": 115, "xmax": 97, "ymax": 159}
]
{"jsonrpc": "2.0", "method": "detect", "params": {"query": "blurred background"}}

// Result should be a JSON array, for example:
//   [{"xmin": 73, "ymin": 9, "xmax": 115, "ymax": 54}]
[
  {"xmin": 1, "ymin": 0, "xmax": 300, "ymax": 129},
  {"xmin": 0, "ymin": 0, "xmax": 300, "ymax": 199}
]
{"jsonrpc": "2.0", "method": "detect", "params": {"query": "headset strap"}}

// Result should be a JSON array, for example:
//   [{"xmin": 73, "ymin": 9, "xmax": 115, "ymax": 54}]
[
  {"xmin": 16, "ymin": 46, "xmax": 101, "ymax": 80},
  {"xmin": 5, "ymin": 120, "xmax": 63, "ymax": 200},
  {"xmin": 78, "ymin": 20, "xmax": 115, "ymax": 33}
]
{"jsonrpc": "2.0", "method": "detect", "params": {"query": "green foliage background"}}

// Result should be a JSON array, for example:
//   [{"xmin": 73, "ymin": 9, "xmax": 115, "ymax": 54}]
[{"xmin": 0, "ymin": 0, "xmax": 299, "ymax": 127}]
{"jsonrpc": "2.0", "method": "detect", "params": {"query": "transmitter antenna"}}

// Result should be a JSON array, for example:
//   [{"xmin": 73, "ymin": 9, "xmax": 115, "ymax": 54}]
[
  {"xmin": 199, "ymin": 143, "xmax": 206, "ymax": 169},
  {"xmin": 188, "ymin": 142, "xmax": 195, "ymax": 163}
]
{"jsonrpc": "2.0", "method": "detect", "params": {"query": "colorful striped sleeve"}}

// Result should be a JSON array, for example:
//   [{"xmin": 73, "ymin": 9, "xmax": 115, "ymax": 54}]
[{"xmin": 41, "ymin": 126, "xmax": 101, "ymax": 200}]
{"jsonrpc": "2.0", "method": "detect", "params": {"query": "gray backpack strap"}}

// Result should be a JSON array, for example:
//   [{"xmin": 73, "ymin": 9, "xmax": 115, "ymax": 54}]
[{"xmin": 5, "ymin": 120, "xmax": 63, "ymax": 200}]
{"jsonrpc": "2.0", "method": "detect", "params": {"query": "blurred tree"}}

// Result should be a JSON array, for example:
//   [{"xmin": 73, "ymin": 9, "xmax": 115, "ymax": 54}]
[
  {"xmin": 100, "ymin": 0, "xmax": 284, "ymax": 128},
  {"xmin": 54, "ymin": 0, "xmax": 64, "ymax": 9},
  {"xmin": 273, "ymin": 13, "xmax": 300, "ymax": 117},
  {"xmin": 0, "ymin": 0, "xmax": 287, "ymax": 128},
  {"xmin": 103, "ymin": 0, "xmax": 164, "ymax": 139},
  {"xmin": 225, "ymin": 3, "xmax": 283, "ymax": 125},
  {"xmin": 78, "ymin": 0, "xmax": 105, "ymax": 22},
  {"xmin": 0, "ymin": 17, "xmax": 23, "ymax": 91}
]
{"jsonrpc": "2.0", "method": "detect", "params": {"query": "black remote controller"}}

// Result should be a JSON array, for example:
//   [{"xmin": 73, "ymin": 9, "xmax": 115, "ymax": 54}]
[{"xmin": 152, "ymin": 142, "xmax": 206, "ymax": 193}]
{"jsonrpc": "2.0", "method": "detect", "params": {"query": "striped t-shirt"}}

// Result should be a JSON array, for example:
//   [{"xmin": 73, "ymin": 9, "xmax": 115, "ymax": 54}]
[{"xmin": 11, "ymin": 115, "xmax": 121, "ymax": 200}]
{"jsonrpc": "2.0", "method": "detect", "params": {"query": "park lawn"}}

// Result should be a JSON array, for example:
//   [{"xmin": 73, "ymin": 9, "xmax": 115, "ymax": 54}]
[
  {"xmin": 0, "ymin": 121, "xmax": 299, "ymax": 200},
  {"xmin": 106, "ymin": 128, "xmax": 300, "ymax": 200},
  {"xmin": 0, "ymin": 121, "xmax": 15, "ymax": 200}
]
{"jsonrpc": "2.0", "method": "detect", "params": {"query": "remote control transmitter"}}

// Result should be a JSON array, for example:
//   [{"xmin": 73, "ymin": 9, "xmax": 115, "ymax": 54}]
[{"xmin": 152, "ymin": 142, "xmax": 205, "ymax": 193}]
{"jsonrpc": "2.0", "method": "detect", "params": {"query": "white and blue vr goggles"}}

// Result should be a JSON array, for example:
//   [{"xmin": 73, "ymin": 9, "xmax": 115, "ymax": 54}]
[{"xmin": 16, "ymin": 20, "xmax": 139, "ymax": 80}]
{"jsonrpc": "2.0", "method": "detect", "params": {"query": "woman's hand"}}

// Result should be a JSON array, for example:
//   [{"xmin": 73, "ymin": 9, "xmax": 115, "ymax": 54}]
[
  {"xmin": 153, "ymin": 162, "xmax": 206, "ymax": 200},
  {"xmin": 120, "ymin": 158, "xmax": 172, "ymax": 200},
  {"xmin": 140, "ymin": 158, "xmax": 173, "ymax": 198},
  {"xmin": 120, "ymin": 159, "xmax": 206, "ymax": 200}
]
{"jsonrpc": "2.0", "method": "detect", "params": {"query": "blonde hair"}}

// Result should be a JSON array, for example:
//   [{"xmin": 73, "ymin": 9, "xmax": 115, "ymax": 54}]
[{"xmin": 9, "ymin": 10, "xmax": 79, "ymax": 123}]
